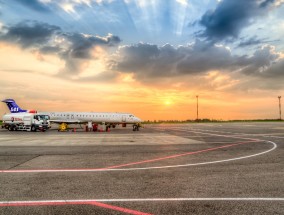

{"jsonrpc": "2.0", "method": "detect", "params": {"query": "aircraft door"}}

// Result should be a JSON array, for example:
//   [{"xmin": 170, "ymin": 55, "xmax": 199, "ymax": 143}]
[{"xmin": 122, "ymin": 115, "xmax": 126, "ymax": 122}]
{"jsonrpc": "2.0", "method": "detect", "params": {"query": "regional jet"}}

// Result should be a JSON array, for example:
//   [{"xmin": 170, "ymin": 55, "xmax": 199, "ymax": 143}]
[{"xmin": 2, "ymin": 99, "xmax": 142, "ymax": 131}]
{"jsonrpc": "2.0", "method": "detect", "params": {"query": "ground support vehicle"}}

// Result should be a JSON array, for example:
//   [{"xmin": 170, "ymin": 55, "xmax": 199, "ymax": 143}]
[{"xmin": 2, "ymin": 113, "xmax": 50, "ymax": 132}]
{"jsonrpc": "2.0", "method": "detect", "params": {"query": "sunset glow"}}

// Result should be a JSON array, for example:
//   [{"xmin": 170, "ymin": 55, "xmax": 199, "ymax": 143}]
[{"xmin": 0, "ymin": 0, "xmax": 284, "ymax": 120}]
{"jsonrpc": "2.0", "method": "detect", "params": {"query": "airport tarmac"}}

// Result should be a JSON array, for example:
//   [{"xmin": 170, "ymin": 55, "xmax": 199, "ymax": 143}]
[{"xmin": 0, "ymin": 122, "xmax": 283, "ymax": 214}]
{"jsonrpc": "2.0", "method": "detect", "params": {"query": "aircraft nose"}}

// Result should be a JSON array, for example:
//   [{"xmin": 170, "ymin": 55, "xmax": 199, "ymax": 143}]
[{"xmin": 136, "ymin": 117, "xmax": 142, "ymax": 122}]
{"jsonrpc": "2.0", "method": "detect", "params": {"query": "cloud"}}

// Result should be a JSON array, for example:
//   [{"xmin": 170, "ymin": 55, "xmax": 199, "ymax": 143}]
[
  {"xmin": 39, "ymin": 46, "xmax": 62, "ymax": 54},
  {"xmin": 238, "ymin": 37, "xmax": 265, "ymax": 47},
  {"xmin": 199, "ymin": 0, "xmax": 283, "ymax": 42},
  {"xmin": 11, "ymin": 0, "xmax": 50, "ymax": 12},
  {"xmin": 111, "ymin": 43, "xmax": 160, "ymax": 75},
  {"xmin": 263, "ymin": 58, "xmax": 284, "ymax": 77},
  {"xmin": 238, "ymin": 37, "xmax": 280, "ymax": 47},
  {"xmin": 0, "ymin": 21, "xmax": 121, "ymax": 78},
  {"xmin": 111, "ymin": 40, "xmax": 238, "ymax": 80},
  {"xmin": 0, "ymin": 21, "xmax": 60, "ymax": 48},
  {"xmin": 58, "ymin": 32, "xmax": 121, "ymax": 77},
  {"xmin": 237, "ymin": 45, "xmax": 284, "ymax": 81},
  {"xmin": 72, "ymin": 71, "xmax": 118, "ymax": 83},
  {"xmin": 176, "ymin": 41, "xmax": 235, "ymax": 74},
  {"xmin": 238, "ymin": 45, "xmax": 280, "ymax": 76},
  {"xmin": 62, "ymin": 32, "xmax": 120, "ymax": 59},
  {"xmin": 260, "ymin": 0, "xmax": 277, "ymax": 8},
  {"xmin": 110, "ymin": 40, "xmax": 284, "ymax": 91},
  {"xmin": 176, "ymin": 0, "xmax": 188, "ymax": 6},
  {"xmin": 0, "ymin": 20, "xmax": 283, "ymax": 89}
]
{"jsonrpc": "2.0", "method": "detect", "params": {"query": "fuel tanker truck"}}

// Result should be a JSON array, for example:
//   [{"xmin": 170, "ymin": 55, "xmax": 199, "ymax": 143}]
[{"xmin": 2, "ymin": 113, "xmax": 50, "ymax": 132}]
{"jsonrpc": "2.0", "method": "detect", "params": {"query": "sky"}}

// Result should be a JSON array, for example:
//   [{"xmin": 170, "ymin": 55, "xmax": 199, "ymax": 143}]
[{"xmin": 0, "ymin": 0, "xmax": 284, "ymax": 120}]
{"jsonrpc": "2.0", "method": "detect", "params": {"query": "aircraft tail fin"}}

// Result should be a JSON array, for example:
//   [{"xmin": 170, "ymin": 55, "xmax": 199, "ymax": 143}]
[{"xmin": 2, "ymin": 99, "xmax": 27, "ymax": 113}]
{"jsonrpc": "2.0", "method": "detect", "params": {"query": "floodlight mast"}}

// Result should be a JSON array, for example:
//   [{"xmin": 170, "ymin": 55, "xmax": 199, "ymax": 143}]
[
  {"xmin": 278, "ymin": 96, "xmax": 282, "ymax": 120},
  {"xmin": 196, "ymin": 95, "xmax": 199, "ymax": 121}
]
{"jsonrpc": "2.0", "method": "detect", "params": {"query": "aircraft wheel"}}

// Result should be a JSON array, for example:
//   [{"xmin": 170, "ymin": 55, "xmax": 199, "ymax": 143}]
[{"xmin": 133, "ymin": 125, "xmax": 137, "ymax": 131}]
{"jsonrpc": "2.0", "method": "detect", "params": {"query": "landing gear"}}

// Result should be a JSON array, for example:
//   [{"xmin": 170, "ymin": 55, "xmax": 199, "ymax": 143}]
[
  {"xmin": 106, "ymin": 125, "xmax": 110, "ymax": 132},
  {"xmin": 133, "ymin": 124, "xmax": 140, "ymax": 131},
  {"xmin": 92, "ymin": 123, "xmax": 98, "ymax": 132}
]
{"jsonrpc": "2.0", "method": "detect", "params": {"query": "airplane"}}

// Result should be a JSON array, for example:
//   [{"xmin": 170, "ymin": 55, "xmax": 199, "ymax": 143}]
[{"xmin": 2, "ymin": 99, "xmax": 143, "ymax": 131}]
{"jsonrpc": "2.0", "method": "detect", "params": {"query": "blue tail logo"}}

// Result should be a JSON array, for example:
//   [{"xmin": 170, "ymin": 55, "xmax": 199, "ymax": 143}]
[{"xmin": 2, "ymin": 99, "xmax": 27, "ymax": 113}]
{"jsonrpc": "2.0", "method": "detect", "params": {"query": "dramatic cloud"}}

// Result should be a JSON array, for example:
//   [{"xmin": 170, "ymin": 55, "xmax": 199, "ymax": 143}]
[
  {"xmin": 1, "ymin": 20, "xmax": 282, "ymax": 89},
  {"xmin": 0, "ymin": 21, "xmax": 121, "ymax": 76},
  {"xmin": 62, "ymin": 32, "xmax": 120, "ymax": 59},
  {"xmin": 263, "ymin": 58, "xmax": 284, "ymax": 77},
  {"xmin": 0, "ymin": 21, "xmax": 60, "ymax": 48},
  {"xmin": 199, "ymin": 0, "xmax": 283, "ymax": 42},
  {"xmin": 111, "ymin": 40, "xmax": 238, "ymax": 80},
  {"xmin": 111, "ymin": 40, "xmax": 284, "ymax": 88},
  {"xmin": 11, "ymin": 0, "xmax": 50, "ymax": 12},
  {"xmin": 239, "ymin": 45, "xmax": 282, "ymax": 77},
  {"xmin": 58, "ymin": 32, "xmax": 121, "ymax": 76}
]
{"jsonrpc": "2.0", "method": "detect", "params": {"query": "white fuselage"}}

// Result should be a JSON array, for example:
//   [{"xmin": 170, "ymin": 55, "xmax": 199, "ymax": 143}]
[{"xmin": 44, "ymin": 112, "xmax": 142, "ymax": 124}]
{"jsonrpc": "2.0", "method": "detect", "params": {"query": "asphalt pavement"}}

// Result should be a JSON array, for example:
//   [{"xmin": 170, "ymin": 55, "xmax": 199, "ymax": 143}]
[{"xmin": 0, "ymin": 122, "xmax": 283, "ymax": 214}]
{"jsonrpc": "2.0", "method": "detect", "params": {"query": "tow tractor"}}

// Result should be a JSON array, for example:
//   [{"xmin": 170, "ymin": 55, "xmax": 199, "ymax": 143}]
[{"xmin": 58, "ymin": 122, "xmax": 69, "ymax": 132}]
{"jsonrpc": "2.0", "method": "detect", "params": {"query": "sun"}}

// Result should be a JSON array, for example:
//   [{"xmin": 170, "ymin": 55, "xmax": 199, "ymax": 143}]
[{"xmin": 164, "ymin": 100, "xmax": 172, "ymax": 106}]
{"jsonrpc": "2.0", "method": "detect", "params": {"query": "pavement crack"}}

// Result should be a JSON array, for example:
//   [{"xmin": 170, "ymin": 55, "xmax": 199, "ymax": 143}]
[{"xmin": 7, "ymin": 155, "xmax": 41, "ymax": 170}]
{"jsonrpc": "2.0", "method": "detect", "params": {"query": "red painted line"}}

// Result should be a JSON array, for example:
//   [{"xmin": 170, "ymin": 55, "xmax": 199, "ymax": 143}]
[
  {"xmin": 89, "ymin": 201, "xmax": 152, "ymax": 215},
  {"xmin": 101, "ymin": 140, "xmax": 259, "ymax": 170},
  {"xmin": 0, "ymin": 140, "xmax": 260, "ymax": 173},
  {"xmin": 0, "ymin": 201, "xmax": 152, "ymax": 215}
]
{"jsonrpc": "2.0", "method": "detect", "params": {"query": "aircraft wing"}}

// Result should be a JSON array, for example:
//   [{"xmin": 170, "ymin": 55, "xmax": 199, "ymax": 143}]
[{"xmin": 49, "ymin": 120, "xmax": 85, "ymax": 124}]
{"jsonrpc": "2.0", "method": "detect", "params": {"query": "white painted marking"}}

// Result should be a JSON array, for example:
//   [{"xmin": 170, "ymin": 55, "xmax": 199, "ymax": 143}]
[
  {"xmin": 1, "ymin": 141, "xmax": 276, "ymax": 173},
  {"xmin": 261, "ymin": 136, "xmax": 284, "ymax": 139},
  {"xmin": 1, "ymin": 127, "xmax": 278, "ymax": 173},
  {"xmin": 102, "ymin": 141, "xmax": 277, "ymax": 171},
  {"xmin": 155, "ymin": 127, "xmax": 260, "ymax": 141},
  {"xmin": 161, "ymin": 126, "xmax": 284, "ymax": 139},
  {"xmin": 0, "ymin": 198, "xmax": 283, "ymax": 205}
]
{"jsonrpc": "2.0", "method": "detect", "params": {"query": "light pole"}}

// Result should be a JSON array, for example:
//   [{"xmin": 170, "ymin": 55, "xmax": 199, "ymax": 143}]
[
  {"xmin": 278, "ymin": 96, "xmax": 282, "ymax": 120},
  {"xmin": 196, "ymin": 95, "xmax": 199, "ymax": 121}
]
